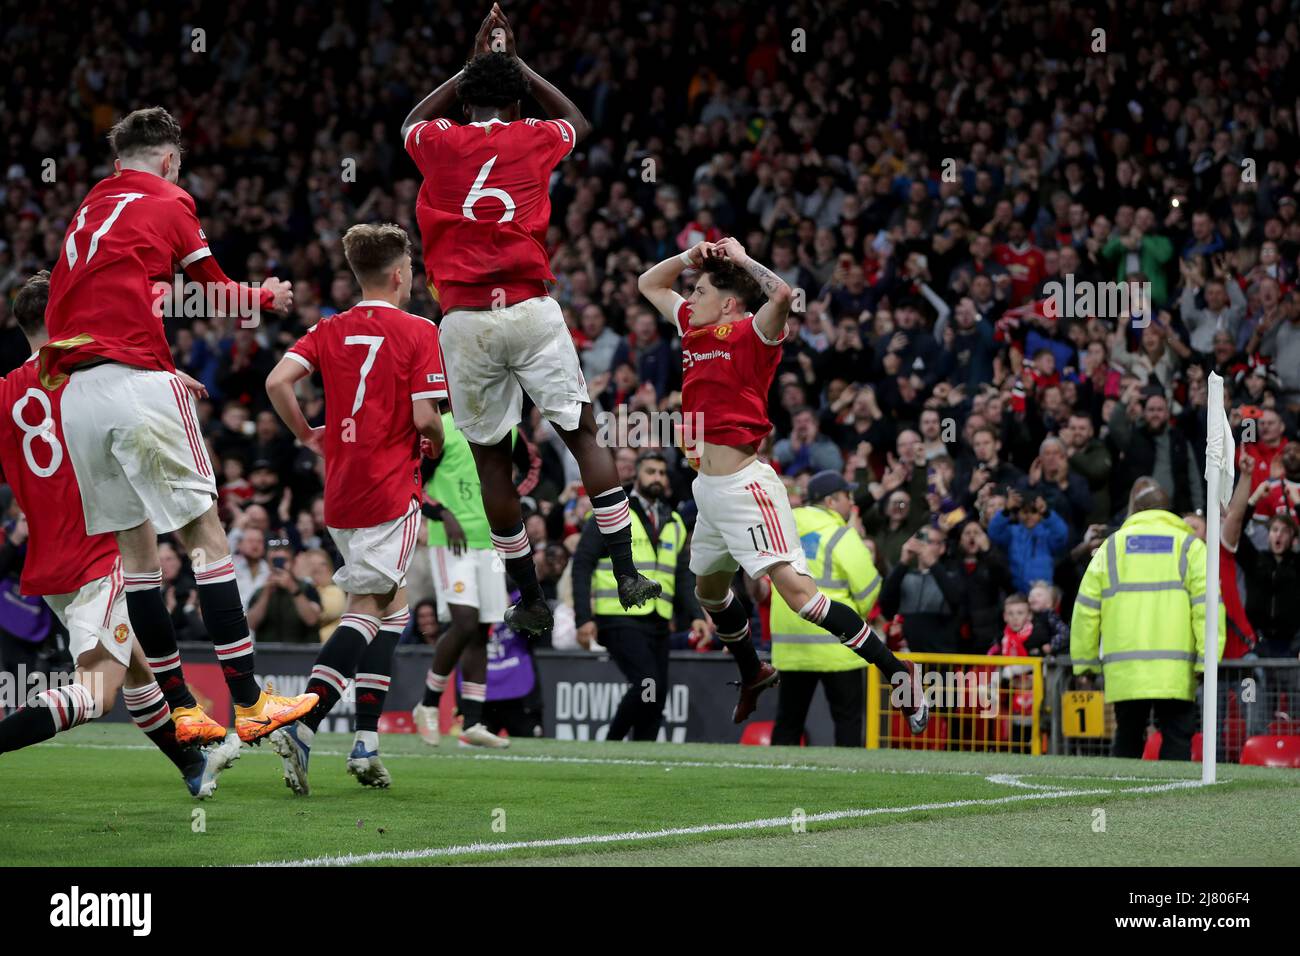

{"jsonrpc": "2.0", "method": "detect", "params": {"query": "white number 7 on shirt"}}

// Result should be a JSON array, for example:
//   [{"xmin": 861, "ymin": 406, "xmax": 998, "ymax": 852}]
[{"xmin": 344, "ymin": 335, "xmax": 384, "ymax": 415}]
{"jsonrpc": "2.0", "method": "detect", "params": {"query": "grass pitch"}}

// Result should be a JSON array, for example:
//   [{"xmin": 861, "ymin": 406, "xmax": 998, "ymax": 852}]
[{"xmin": 1, "ymin": 723, "xmax": 1296, "ymax": 866}]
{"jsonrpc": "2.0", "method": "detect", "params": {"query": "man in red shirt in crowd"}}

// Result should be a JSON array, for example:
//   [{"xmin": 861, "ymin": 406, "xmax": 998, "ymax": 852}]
[
  {"xmin": 994, "ymin": 219, "xmax": 1046, "ymax": 307},
  {"xmin": 265, "ymin": 224, "xmax": 447, "ymax": 795},
  {"xmin": 1238, "ymin": 406, "xmax": 1287, "ymax": 493}
]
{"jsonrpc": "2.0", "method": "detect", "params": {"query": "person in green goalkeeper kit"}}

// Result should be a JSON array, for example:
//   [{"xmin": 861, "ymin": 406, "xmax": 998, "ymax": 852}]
[{"xmin": 413, "ymin": 410, "xmax": 538, "ymax": 748}]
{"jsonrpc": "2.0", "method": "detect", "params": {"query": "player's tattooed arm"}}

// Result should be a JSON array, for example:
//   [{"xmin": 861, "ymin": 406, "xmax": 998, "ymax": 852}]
[
  {"xmin": 637, "ymin": 242, "xmax": 713, "ymax": 319},
  {"xmin": 715, "ymin": 237, "xmax": 793, "ymax": 344}
]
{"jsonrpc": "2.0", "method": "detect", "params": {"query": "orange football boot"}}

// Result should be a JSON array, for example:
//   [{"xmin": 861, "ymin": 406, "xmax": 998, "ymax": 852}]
[{"xmin": 234, "ymin": 682, "xmax": 319, "ymax": 744}]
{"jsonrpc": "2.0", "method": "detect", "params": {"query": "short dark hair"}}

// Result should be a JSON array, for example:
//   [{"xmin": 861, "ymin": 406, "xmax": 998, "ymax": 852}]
[
  {"xmin": 13, "ymin": 270, "xmax": 50, "ymax": 336},
  {"xmin": 456, "ymin": 52, "xmax": 528, "ymax": 108},
  {"xmin": 342, "ymin": 223, "xmax": 410, "ymax": 284},
  {"xmin": 109, "ymin": 107, "xmax": 183, "ymax": 159},
  {"xmin": 636, "ymin": 450, "xmax": 667, "ymax": 468},
  {"xmin": 701, "ymin": 257, "xmax": 762, "ymax": 312}
]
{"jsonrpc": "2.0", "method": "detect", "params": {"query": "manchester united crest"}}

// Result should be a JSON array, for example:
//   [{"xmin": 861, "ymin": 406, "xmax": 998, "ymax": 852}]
[
  {"xmin": 714, "ymin": 323, "xmax": 732, "ymax": 339},
  {"xmin": 113, "ymin": 623, "xmax": 130, "ymax": 644}
]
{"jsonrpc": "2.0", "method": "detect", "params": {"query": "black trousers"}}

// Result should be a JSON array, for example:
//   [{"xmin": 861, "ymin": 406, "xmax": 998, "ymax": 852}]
[
  {"xmin": 773, "ymin": 669, "xmax": 866, "ymax": 747},
  {"xmin": 1111, "ymin": 698, "xmax": 1197, "ymax": 760},
  {"xmin": 600, "ymin": 620, "xmax": 670, "ymax": 742}
]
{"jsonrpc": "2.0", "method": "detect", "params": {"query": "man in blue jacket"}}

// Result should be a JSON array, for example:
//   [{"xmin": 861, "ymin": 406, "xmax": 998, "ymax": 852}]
[{"xmin": 988, "ymin": 489, "xmax": 1069, "ymax": 592}]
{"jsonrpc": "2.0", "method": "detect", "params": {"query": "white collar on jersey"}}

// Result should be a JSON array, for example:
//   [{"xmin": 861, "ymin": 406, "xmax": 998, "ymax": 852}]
[
  {"xmin": 354, "ymin": 299, "xmax": 397, "ymax": 309},
  {"xmin": 469, "ymin": 118, "xmax": 508, "ymax": 127}
]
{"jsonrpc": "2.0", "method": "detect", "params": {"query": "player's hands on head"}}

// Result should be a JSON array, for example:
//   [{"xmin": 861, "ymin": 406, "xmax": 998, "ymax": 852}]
[
  {"xmin": 264, "ymin": 276, "xmax": 293, "ymax": 312},
  {"xmin": 686, "ymin": 240, "xmax": 716, "ymax": 266},
  {"xmin": 713, "ymin": 236, "xmax": 747, "ymax": 262}
]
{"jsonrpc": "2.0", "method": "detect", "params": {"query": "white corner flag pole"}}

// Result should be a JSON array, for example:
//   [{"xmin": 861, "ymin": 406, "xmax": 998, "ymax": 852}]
[{"xmin": 1203, "ymin": 372, "xmax": 1231, "ymax": 785}]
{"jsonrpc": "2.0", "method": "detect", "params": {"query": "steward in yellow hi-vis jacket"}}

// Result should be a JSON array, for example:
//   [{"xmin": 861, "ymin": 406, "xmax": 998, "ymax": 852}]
[
  {"xmin": 1070, "ymin": 478, "xmax": 1224, "ymax": 760},
  {"xmin": 769, "ymin": 472, "xmax": 881, "ymax": 747}
]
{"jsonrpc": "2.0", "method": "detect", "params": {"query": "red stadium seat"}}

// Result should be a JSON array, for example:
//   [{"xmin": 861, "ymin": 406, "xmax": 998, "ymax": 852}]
[
  {"xmin": 740, "ymin": 721, "xmax": 774, "ymax": 745},
  {"xmin": 1239, "ymin": 735, "xmax": 1300, "ymax": 768},
  {"xmin": 377, "ymin": 711, "xmax": 416, "ymax": 734},
  {"xmin": 1141, "ymin": 730, "xmax": 1161, "ymax": 760},
  {"xmin": 740, "ymin": 721, "xmax": 805, "ymax": 746}
]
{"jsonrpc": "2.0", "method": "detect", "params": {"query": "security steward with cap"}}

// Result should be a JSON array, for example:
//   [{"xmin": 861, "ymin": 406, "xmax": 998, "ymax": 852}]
[
  {"xmin": 573, "ymin": 452, "xmax": 709, "ymax": 741},
  {"xmin": 769, "ymin": 471, "xmax": 882, "ymax": 747},
  {"xmin": 1070, "ymin": 476, "xmax": 1224, "ymax": 760}
]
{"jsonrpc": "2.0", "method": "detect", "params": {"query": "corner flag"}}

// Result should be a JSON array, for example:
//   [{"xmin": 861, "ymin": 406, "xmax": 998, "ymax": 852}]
[{"xmin": 1202, "ymin": 372, "xmax": 1233, "ymax": 783}]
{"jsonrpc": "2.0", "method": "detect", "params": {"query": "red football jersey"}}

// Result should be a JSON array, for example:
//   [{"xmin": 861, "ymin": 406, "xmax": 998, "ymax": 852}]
[
  {"xmin": 675, "ymin": 299, "xmax": 785, "ymax": 448},
  {"xmin": 993, "ymin": 242, "xmax": 1046, "ymax": 306},
  {"xmin": 404, "ymin": 117, "xmax": 576, "ymax": 311},
  {"xmin": 287, "ymin": 301, "xmax": 448, "ymax": 529},
  {"xmin": 0, "ymin": 357, "xmax": 118, "ymax": 595},
  {"xmin": 44, "ymin": 170, "xmax": 205, "ymax": 378}
]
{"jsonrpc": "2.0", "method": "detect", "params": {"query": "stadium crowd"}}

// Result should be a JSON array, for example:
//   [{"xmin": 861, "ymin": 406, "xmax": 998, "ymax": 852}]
[{"xmin": 3, "ymin": 0, "xmax": 1300, "ymax": 683}]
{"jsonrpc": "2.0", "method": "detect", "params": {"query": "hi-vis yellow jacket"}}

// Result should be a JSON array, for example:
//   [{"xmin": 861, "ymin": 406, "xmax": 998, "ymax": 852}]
[
  {"xmin": 769, "ymin": 506, "xmax": 880, "ymax": 672},
  {"xmin": 1070, "ymin": 509, "xmax": 1224, "ymax": 703}
]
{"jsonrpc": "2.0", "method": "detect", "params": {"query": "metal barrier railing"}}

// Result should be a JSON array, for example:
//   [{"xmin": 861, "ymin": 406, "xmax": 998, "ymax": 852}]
[
  {"xmin": 866, "ymin": 652, "xmax": 1045, "ymax": 755},
  {"xmin": 1045, "ymin": 657, "xmax": 1300, "ymax": 761}
]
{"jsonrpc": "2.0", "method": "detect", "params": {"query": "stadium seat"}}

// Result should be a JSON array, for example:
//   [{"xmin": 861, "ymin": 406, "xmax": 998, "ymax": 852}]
[
  {"xmin": 1239, "ymin": 735, "xmax": 1300, "ymax": 768},
  {"xmin": 740, "ymin": 721, "xmax": 774, "ymax": 745},
  {"xmin": 377, "ymin": 712, "xmax": 416, "ymax": 734},
  {"xmin": 1141, "ymin": 731, "xmax": 1161, "ymax": 760}
]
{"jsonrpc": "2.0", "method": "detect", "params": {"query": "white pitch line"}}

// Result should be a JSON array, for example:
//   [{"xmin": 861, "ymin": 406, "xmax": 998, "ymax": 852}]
[
  {"xmin": 43, "ymin": 740, "xmax": 1180, "ymax": 784},
  {"xmin": 251, "ymin": 779, "xmax": 1207, "ymax": 868}
]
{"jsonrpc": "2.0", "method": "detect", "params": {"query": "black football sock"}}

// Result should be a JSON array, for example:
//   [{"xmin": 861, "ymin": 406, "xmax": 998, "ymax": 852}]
[
  {"xmin": 354, "ymin": 608, "xmax": 405, "ymax": 734},
  {"xmin": 697, "ymin": 588, "xmax": 761, "ymax": 683},
  {"xmin": 0, "ymin": 683, "xmax": 96, "ymax": 753},
  {"xmin": 422, "ymin": 669, "xmax": 448, "ymax": 708},
  {"xmin": 590, "ymin": 487, "xmax": 637, "ymax": 578},
  {"xmin": 191, "ymin": 556, "xmax": 259, "ymax": 707},
  {"xmin": 302, "ymin": 614, "xmax": 378, "ymax": 731},
  {"xmin": 122, "ymin": 682, "xmax": 204, "ymax": 776},
  {"xmin": 491, "ymin": 523, "xmax": 544, "ymax": 603},
  {"xmin": 124, "ymin": 570, "xmax": 197, "ymax": 710},
  {"xmin": 799, "ymin": 593, "xmax": 907, "ymax": 680},
  {"xmin": 458, "ymin": 636, "xmax": 488, "ymax": 727}
]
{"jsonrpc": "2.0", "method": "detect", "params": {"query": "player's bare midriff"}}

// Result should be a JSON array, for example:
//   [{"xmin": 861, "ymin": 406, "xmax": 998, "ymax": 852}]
[{"xmin": 696, "ymin": 440, "xmax": 757, "ymax": 477}]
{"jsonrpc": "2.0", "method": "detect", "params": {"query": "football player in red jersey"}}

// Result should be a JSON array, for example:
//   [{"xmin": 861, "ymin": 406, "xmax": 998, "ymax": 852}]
[
  {"xmin": 40, "ymin": 107, "xmax": 317, "ymax": 744},
  {"xmin": 401, "ymin": 5, "xmax": 660, "ymax": 636},
  {"xmin": 264, "ymin": 224, "xmax": 447, "ymax": 795},
  {"xmin": 638, "ymin": 238, "xmax": 929, "ymax": 731},
  {"xmin": 0, "ymin": 272, "xmax": 240, "ymax": 798}
]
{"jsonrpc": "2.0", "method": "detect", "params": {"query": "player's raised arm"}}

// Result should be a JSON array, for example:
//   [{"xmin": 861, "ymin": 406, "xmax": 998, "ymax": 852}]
[
  {"xmin": 638, "ymin": 241, "xmax": 715, "ymax": 319},
  {"xmin": 714, "ymin": 237, "xmax": 793, "ymax": 342}
]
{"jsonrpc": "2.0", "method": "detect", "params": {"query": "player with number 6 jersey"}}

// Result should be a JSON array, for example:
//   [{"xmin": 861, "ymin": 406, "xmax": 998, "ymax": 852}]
[
  {"xmin": 637, "ymin": 238, "xmax": 929, "ymax": 733},
  {"xmin": 0, "ymin": 272, "xmax": 240, "ymax": 799},
  {"xmin": 39, "ymin": 106, "xmax": 317, "ymax": 745},
  {"xmin": 399, "ymin": 4, "xmax": 661, "ymax": 637},
  {"xmin": 265, "ymin": 223, "xmax": 447, "ymax": 794}
]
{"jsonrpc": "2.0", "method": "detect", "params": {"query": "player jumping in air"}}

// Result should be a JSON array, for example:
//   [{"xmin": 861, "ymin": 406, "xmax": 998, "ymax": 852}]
[
  {"xmin": 265, "ymin": 223, "xmax": 447, "ymax": 795},
  {"xmin": 41, "ymin": 107, "xmax": 318, "ymax": 744},
  {"xmin": 0, "ymin": 272, "xmax": 241, "ymax": 798},
  {"xmin": 401, "ymin": 4, "xmax": 660, "ymax": 636},
  {"xmin": 637, "ymin": 238, "xmax": 929, "ymax": 731}
]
